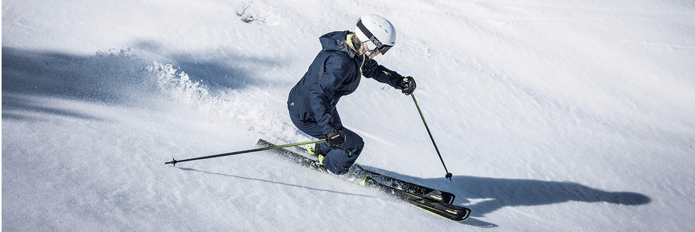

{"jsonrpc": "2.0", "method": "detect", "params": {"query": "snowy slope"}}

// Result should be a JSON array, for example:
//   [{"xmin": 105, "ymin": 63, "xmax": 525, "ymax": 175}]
[{"xmin": 3, "ymin": 0, "xmax": 695, "ymax": 231}]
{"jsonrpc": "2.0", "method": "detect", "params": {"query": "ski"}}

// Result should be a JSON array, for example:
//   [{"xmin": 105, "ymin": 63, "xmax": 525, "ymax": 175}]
[
  {"xmin": 256, "ymin": 138, "xmax": 453, "ymax": 202},
  {"xmin": 294, "ymin": 142, "xmax": 456, "ymax": 204},
  {"xmin": 348, "ymin": 164, "xmax": 472, "ymax": 222},
  {"xmin": 256, "ymin": 139, "xmax": 471, "ymax": 222}
]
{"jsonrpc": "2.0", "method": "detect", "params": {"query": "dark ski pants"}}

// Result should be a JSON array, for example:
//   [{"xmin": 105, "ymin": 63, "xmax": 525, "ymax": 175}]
[{"xmin": 289, "ymin": 113, "xmax": 364, "ymax": 175}]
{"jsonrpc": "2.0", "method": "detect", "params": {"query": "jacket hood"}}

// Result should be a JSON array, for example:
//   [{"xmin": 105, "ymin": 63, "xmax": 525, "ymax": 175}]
[{"xmin": 319, "ymin": 30, "xmax": 357, "ymax": 57}]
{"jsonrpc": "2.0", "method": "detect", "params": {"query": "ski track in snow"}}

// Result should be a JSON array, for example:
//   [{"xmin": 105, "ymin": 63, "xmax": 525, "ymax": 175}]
[{"xmin": 3, "ymin": 0, "xmax": 695, "ymax": 231}]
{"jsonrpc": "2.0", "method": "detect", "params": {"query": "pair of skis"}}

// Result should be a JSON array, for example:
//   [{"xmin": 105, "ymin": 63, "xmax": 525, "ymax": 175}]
[{"xmin": 255, "ymin": 139, "xmax": 471, "ymax": 222}]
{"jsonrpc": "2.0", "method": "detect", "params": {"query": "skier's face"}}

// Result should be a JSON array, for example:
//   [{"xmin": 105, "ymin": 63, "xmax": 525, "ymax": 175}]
[
  {"xmin": 366, "ymin": 48, "xmax": 380, "ymax": 59},
  {"xmin": 359, "ymin": 40, "xmax": 380, "ymax": 59}
]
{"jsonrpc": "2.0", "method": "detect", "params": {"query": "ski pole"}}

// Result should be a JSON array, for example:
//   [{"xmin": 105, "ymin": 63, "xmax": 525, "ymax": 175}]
[
  {"xmin": 165, "ymin": 139, "xmax": 326, "ymax": 166},
  {"xmin": 410, "ymin": 93, "xmax": 453, "ymax": 181}
]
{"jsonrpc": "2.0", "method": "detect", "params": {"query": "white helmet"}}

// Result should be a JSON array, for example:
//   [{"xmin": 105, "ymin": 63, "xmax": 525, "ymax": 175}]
[{"xmin": 354, "ymin": 14, "xmax": 396, "ymax": 55}]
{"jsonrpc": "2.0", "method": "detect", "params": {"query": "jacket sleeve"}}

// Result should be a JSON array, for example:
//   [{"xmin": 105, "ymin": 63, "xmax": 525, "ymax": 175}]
[
  {"xmin": 361, "ymin": 59, "xmax": 404, "ymax": 89},
  {"xmin": 308, "ymin": 54, "xmax": 351, "ymax": 135}
]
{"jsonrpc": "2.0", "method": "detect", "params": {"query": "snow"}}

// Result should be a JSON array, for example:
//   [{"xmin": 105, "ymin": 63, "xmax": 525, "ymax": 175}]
[{"xmin": 3, "ymin": 0, "xmax": 695, "ymax": 231}]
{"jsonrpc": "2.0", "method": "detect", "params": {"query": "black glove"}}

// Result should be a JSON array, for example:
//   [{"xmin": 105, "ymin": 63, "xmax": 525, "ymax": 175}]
[
  {"xmin": 400, "ymin": 76, "xmax": 416, "ymax": 95},
  {"xmin": 326, "ymin": 130, "xmax": 346, "ymax": 147}
]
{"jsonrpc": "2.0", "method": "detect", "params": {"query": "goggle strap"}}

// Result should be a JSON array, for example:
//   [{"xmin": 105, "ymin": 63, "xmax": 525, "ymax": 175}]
[{"xmin": 356, "ymin": 19, "xmax": 376, "ymax": 44}]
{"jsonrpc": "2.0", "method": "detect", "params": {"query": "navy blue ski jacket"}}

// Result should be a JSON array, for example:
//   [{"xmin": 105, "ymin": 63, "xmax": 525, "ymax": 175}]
[{"xmin": 288, "ymin": 30, "xmax": 405, "ymax": 135}]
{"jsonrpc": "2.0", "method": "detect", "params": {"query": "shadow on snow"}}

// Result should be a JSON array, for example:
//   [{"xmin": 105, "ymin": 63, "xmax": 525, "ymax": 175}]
[
  {"xmin": 2, "ymin": 46, "xmax": 289, "ymax": 121},
  {"xmin": 174, "ymin": 160, "xmax": 649, "ymax": 228},
  {"xmin": 367, "ymin": 166, "xmax": 651, "ymax": 219},
  {"xmin": 2, "ymin": 94, "xmax": 107, "ymax": 122},
  {"xmin": 176, "ymin": 167, "xmax": 377, "ymax": 199}
]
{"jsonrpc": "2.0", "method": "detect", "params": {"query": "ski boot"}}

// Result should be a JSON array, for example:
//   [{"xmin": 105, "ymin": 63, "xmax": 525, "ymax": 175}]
[
  {"xmin": 307, "ymin": 144, "xmax": 327, "ymax": 163},
  {"xmin": 307, "ymin": 144, "xmax": 327, "ymax": 172}
]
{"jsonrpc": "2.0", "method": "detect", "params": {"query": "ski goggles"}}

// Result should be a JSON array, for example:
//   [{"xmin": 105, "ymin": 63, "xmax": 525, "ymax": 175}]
[{"xmin": 356, "ymin": 19, "xmax": 393, "ymax": 55}]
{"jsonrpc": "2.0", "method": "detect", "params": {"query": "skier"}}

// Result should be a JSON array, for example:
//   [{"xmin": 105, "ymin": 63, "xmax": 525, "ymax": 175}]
[{"xmin": 287, "ymin": 14, "xmax": 416, "ymax": 175}]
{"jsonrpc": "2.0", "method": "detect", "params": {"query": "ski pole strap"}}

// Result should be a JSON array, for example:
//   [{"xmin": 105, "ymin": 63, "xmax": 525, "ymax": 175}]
[
  {"xmin": 165, "ymin": 139, "xmax": 326, "ymax": 166},
  {"xmin": 411, "ymin": 93, "xmax": 453, "ymax": 181}
]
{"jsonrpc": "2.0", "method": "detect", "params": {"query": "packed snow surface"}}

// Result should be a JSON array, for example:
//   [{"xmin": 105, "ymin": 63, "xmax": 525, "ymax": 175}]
[{"xmin": 3, "ymin": 0, "xmax": 695, "ymax": 231}]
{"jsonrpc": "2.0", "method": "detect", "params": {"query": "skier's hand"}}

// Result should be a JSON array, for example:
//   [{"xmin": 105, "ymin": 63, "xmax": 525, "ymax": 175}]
[
  {"xmin": 400, "ymin": 77, "xmax": 416, "ymax": 95},
  {"xmin": 326, "ymin": 130, "xmax": 346, "ymax": 147}
]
